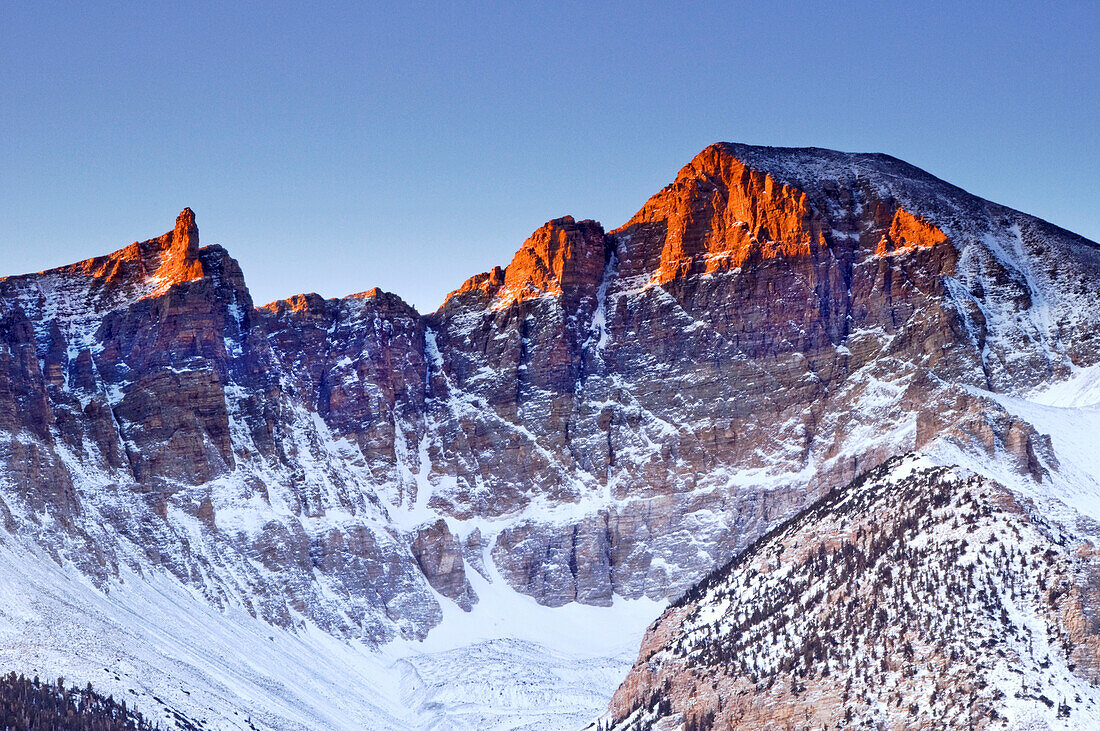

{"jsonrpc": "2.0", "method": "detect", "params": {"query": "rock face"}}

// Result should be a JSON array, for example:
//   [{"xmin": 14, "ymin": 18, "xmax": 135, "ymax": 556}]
[
  {"xmin": 1, "ymin": 143, "xmax": 1100, "ymax": 646},
  {"xmin": 410, "ymin": 519, "xmax": 477, "ymax": 611},
  {"xmin": 447, "ymin": 216, "xmax": 608, "ymax": 309},
  {"xmin": 599, "ymin": 457, "xmax": 1100, "ymax": 730},
  {"xmin": 0, "ymin": 215, "xmax": 436, "ymax": 643}
]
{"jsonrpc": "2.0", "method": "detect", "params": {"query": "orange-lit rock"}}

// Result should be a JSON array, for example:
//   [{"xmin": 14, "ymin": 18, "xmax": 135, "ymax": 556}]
[
  {"xmin": 448, "ymin": 266, "xmax": 505, "ymax": 300},
  {"xmin": 7, "ymin": 208, "xmax": 205, "ymax": 296},
  {"xmin": 615, "ymin": 143, "xmax": 828, "ymax": 284},
  {"xmin": 445, "ymin": 216, "xmax": 608, "ymax": 309},
  {"xmin": 876, "ymin": 207, "xmax": 949, "ymax": 256}
]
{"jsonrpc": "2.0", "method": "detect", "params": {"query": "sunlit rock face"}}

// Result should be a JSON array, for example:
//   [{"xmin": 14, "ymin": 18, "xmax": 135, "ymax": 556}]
[{"xmin": 1, "ymin": 143, "xmax": 1099, "ymax": 645}]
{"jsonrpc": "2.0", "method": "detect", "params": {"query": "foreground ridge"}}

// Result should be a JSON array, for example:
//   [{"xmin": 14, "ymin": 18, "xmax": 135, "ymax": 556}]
[{"xmin": 599, "ymin": 456, "xmax": 1100, "ymax": 730}]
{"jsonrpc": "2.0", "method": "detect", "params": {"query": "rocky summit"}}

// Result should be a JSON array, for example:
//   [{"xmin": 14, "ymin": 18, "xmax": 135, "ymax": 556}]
[{"xmin": 2, "ymin": 143, "xmax": 1100, "ymax": 728}]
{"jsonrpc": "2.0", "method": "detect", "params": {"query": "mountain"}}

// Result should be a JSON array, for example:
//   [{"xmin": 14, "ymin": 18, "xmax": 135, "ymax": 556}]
[{"xmin": 1, "ymin": 143, "xmax": 1099, "ymax": 728}]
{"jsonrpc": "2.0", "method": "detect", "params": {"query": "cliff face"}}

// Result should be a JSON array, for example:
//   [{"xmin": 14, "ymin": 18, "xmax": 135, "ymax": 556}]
[
  {"xmin": 0, "ymin": 212, "xmax": 438, "ymax": 643},
  {"xmin": 422, "ymin": 143, "xmax": 1100, "ymax": 609},
  {"xmin": 1, "ymin": 144, "xmax": 1099, "ymax": 645}
]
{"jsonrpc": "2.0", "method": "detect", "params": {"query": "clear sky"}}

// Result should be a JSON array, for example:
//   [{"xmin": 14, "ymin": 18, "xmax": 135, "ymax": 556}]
[{"xmin": 2, "ymin": 2, "xmax": 1097, "ymax": 313}]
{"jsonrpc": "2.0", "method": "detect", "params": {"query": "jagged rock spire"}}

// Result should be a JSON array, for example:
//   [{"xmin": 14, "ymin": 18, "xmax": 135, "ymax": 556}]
[
  {"xmin": 152, "ymin": 207, "xmax": 204, "ymax": 283},
  {"xmin": 172, "ymin": 207, "xmax": 199, "ymax": 257}
]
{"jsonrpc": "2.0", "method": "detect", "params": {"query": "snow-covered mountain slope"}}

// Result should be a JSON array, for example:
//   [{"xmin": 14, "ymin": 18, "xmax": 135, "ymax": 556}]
[
  {"xmin": 2, "ymin": 144, "xmax": 1100, "ymax": 728},
  {"xmin": 0, "ymin": 530, "xmax": 659, "ymax": 730},
  {"xmin": 979, "ymin": 364, "xmax": 1100, "ymax": 527},
  {"xmin": 599, "ymin": 456, "xmax": 1100, "ymax": 730}
]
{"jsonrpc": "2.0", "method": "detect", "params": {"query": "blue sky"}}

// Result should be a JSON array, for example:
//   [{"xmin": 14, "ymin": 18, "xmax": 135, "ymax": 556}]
[{"xmin": 2, "ymin": 2, "xmax": 1096, "ymax": 312}]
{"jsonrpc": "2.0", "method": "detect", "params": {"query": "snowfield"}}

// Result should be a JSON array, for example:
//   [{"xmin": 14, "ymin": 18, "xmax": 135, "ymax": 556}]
[
  {"xmin": 938, "ymin": 362, "xmax": 1100, "ymax": 532},
  {"xmin": 0, "ymin": 535, "xmax": 660, "ymax": 730}
]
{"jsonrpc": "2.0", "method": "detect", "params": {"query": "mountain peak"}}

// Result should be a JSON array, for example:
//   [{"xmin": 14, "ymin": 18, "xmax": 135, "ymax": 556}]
[
  {"xmin": 144, "ymin": 207, "xmax": 204, "ymax": 286},
  {"xmin": 442, "ymin": 216, "xmax": 608, "ymax": 309},
  {"xmin": 613, "ymin": 143, "xmax": 829, "ymax": 284},
  {"xmin": 172, "ymin": 207, "xmax": 199, "ymax": 256},
  {"xmin": 0, "ymin": 208, "xmax": 208, "ymax": 295},
  {"xmin": 610, "ymin": 142, "xmax": 966, "ymax": 287},
  {"xmin": 666, "ymin": 142, "xmax": 968, "ymax": 209}
]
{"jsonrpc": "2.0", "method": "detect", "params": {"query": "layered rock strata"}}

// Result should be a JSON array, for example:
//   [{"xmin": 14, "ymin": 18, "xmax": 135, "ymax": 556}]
[{"xmin": 1, "ymin": 144, "xmax": 1099, "ymax": 644}]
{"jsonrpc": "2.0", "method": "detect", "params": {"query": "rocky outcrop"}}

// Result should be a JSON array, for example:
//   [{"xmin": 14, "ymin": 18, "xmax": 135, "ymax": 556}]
[
  {"xmin": 410, "ymin": 519, "xmax": 477, "ymax": 611},
  {"xmin": 876, "ymin": 207, "xmax": 948, "ymax": 256},
  {"xmin": 446, "ymin": 216, "xmax": 608, "ymax": 309},
  {"xmin": 616, "ymin": 144, "xmax": 828, "ymax": 284},
  {"xmin": 151, "ymin": 207, "xmax": 205, "ymax": 284},
  {"xmin": 1, "ymin": 144, "xmax": 1100, "ymax": 646},
  {"xmin": 259, "ymin": 287, "xmax": 428, "ymax": 509}
]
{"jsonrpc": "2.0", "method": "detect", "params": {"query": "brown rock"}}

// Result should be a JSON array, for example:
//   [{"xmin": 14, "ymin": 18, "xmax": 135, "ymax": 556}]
[{"xmin": 410, "ymin": 519, "xmax": 477, "ymax": 611}]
